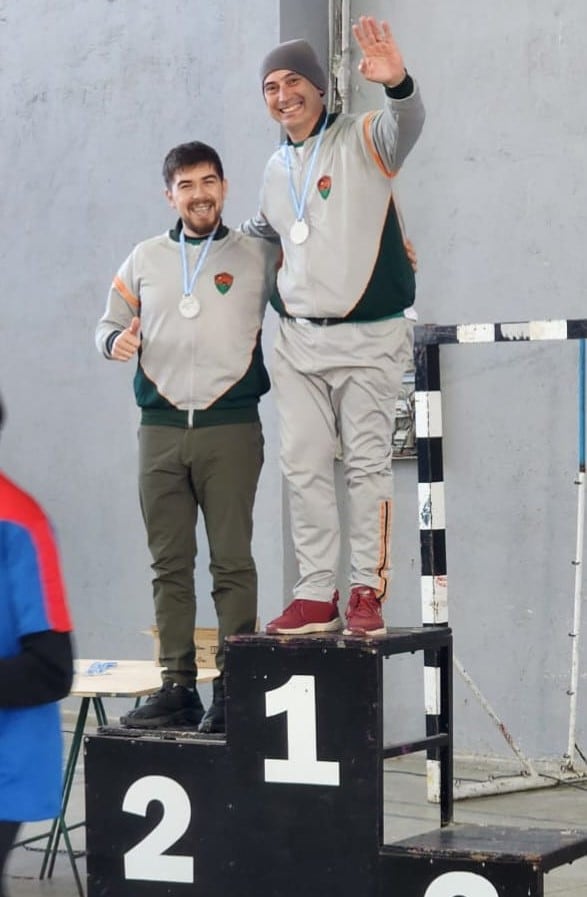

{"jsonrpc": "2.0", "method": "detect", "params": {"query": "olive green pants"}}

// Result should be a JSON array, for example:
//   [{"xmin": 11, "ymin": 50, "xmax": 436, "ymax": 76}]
[{"xmin": 138, "ymin": 422, "xmax": 264, "ymax": 686}]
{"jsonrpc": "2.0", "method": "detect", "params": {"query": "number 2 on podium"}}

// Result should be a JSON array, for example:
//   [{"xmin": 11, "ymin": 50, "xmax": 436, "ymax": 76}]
[{"xmin": 121, "ymin": 674, "xmax": 340, "ymax": 883}]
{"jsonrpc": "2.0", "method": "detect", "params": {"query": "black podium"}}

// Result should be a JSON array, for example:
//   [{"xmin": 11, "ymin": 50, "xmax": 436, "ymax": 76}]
[{"xmin": 84, "ymin": 627, "xmax": 587, "ymax": 897}]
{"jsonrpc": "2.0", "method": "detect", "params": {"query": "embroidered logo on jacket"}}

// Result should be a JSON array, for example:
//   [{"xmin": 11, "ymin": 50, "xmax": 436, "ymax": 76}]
[
  {"xmin": 317, "ymin": 175, "xmax": 332, "ymax": 199},
  {"xmin": 214, "ymin": 272, "xmax": 234, "ymax": 294}
]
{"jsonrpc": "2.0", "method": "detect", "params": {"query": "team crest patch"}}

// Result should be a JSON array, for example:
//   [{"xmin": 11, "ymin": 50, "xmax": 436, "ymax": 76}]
[
  {"xmin": 214, "ymin": 272, "xmax": 234, "ymax": 294},
  {"xmin": 317, "ymin": 175, "xmax": 331, "ymax": 199}
]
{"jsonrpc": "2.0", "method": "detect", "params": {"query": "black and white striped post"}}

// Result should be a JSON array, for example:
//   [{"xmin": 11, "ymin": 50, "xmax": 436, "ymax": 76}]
[
  {"xmin": 414, "ymin": 336, "xmax": 448, "ymax": 805},
  {"xmin": 81, "ymin": 317, "xmax": 587, "ymax": 896},
  {"xmin": 414, "ymin": 317, "xmax": 587, "ymax": 802}
]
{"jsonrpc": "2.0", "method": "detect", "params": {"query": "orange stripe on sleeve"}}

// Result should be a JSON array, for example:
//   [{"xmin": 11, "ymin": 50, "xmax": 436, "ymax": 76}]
[
  {"xmin": 113, "ymin": 276, "xmax": 140, "ymax": 309},
  {"xmin": 362, "ymin": 113, "xmax": 396, "ymax": 179}
]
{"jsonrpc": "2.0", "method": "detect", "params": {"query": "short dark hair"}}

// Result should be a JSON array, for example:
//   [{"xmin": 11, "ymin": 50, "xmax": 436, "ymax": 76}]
[{"xmin": 162, "ymin": 142, "xmax": 224, "ymax": 189}]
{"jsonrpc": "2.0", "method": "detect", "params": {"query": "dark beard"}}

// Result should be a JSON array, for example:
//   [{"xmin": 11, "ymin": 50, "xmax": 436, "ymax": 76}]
[{"xmin": 183, "ymin": 214, "xmax": 221, "ymax": 237}]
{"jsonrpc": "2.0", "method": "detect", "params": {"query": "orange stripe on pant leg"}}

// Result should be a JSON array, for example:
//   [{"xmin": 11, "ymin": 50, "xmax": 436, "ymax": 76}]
[{"xmin": 376, "ymin": 499, "xmax": 393, "ymax": 600}]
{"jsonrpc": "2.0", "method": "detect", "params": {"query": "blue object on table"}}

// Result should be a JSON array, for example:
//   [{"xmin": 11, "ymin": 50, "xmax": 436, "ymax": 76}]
[{"xmin": 85, "ymin": 661, "xmax": 118, "ymax": 675}]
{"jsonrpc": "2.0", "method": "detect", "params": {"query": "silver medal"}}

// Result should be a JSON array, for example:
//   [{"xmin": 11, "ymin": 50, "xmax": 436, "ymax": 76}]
[
  {"xmin": 179, "ymin": 294, "xmax": 201, "ymax": 318},
  {"xmin": 290, "ymin": 219, "xmax": 309, "ymax": 244}
]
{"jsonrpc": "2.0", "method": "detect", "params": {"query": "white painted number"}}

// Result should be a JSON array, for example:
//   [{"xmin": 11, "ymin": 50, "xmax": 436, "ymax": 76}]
[
  {"xmin": 122, "ymin": 775, "xmax": 194, "ymax": 883},
  {"xmin": 424, "ymin": 871, "xmax": 499, "ymax": 897},
  {"xmin": 264, "ymin": 674, "xmax": 340, "ymax": 786}
]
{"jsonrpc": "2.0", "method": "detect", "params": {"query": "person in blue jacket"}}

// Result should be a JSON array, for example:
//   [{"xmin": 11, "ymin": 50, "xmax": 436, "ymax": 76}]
[{"xmin": 0, "ymin": 395, "xmax": 74, "ymax": 897}]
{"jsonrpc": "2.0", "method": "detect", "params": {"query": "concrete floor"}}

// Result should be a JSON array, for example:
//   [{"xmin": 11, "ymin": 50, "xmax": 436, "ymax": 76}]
[{"xmin": 5, "ymin": 722, "xmax": 587, "ymax": 896}]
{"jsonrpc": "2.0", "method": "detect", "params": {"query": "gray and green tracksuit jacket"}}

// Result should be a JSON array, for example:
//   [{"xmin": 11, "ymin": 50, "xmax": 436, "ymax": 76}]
[
  {"xmin": 95, "ymin": 222, "xmax": 279, "ymax": 427},
  {"xmin": 243, "ymin": 77, "xmax": 425, "ymax": 321}
]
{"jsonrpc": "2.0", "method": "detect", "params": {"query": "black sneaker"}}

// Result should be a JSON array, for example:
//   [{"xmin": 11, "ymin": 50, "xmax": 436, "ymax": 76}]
[
  {"xmin": 198, "ymin": 675, "xmax": 225, "ymax": 734},
  {"xmin": 120, "ymin": 681, "xmax": 204, "ymax": 729}
]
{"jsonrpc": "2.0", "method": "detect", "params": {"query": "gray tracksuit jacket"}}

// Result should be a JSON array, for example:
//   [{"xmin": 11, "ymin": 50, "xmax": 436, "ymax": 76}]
[
  {"xmin": 243, "ymin": 79, "xmax": 425, "ymax": 321},
  {"xmin": 96, "ymin": 223, "xmax": 279, "ymax": 427}
]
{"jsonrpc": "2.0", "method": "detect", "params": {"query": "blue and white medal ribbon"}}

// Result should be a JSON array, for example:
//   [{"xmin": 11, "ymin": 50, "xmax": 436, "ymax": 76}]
[
  {"xmin": 178, "ymin": 226, "xmax": 218, "ymax": 318},
  {"xmin": 284, "ymin": 114, "xmax": 328, "ymax": 244}
]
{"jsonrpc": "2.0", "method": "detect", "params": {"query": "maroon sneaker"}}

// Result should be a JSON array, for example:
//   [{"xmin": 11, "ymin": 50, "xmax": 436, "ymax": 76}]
[
  {"xmin": 266, "ymin": 592, "xmax": 342, "ymax": 635},
  {"xmin": 343, "ymin": 586, "xmax": 386, "ymax": 635}
]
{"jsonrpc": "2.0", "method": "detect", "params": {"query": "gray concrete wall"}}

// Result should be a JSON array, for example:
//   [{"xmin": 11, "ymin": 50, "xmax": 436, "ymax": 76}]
[
  {"xmin": 0, "ymin": 0, "xmax": 286, "ymax": 662},
  {"xmin": 1, "ymin": 0, "xmax": 586, "ymax": 761},
  {"xmin": 349, "ymin": 0, "xmax": 587, "ymax": 759}
]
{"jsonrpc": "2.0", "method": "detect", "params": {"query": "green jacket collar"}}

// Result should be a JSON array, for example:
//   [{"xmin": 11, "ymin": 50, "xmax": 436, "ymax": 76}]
[
  {"xmin": 169, "ymin": 219, "xmax": 229, "ymax": 244},
  {"xmin": 287, "ymin": 108, "xmax": 338, "ymax": 146}
]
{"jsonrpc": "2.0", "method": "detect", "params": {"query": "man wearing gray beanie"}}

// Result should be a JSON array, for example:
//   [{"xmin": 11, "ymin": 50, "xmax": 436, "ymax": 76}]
[
  {"xmin": 260, "ymin": 38, "xmax": 328, "ymax": 96},
  {"xmin": 243, "ymin": 16, "xmax": 425, "ymax": 637}
]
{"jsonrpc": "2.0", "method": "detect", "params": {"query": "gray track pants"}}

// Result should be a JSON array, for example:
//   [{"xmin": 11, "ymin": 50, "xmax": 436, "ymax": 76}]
[{"xmin": 272, "ymin": 316, "xmax": 414, "ymax": 603}]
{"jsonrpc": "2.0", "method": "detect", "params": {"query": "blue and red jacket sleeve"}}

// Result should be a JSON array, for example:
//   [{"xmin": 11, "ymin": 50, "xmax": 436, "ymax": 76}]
[
  {"xmin": 0, "ymin": 474, "xmax": 74, "ymax": 707},
  {"xmin": 5, "ymin": 504, "xmax": 72, "ymax": 636}
]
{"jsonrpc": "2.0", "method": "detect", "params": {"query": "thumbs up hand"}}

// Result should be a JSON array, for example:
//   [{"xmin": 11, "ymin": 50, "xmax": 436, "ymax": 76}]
[{"xmin": 112, "ymin": 316, "xmax": 141, "ymax": 361}]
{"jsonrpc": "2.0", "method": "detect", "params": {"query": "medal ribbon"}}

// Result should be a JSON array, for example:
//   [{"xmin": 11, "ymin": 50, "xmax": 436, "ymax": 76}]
[
  {"xmin": 179, "ymin": 225, "xmax": 218, "ymax": 297},
  {"xmin": 283, "ymin": 114, "xmax": 328, "ymax": 224}
]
